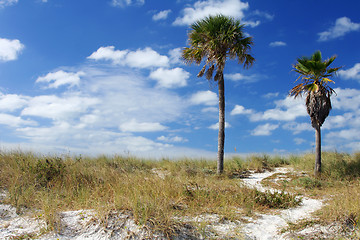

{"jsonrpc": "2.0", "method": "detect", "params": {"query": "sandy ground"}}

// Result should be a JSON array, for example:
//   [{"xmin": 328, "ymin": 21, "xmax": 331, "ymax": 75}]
[{"xmin": 0, "ymin": 168, "xmax": 338, "ymax": 239}]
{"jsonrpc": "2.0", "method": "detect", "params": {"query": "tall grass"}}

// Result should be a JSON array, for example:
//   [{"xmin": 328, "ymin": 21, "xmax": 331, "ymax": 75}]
[{"xmin": 0, "ymin": 151, "xmax": 299, "ymax": 236}]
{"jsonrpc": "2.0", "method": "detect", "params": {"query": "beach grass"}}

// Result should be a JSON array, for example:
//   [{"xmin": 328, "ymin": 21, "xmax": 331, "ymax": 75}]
[{"xmin": 0, "ymin": 150, "xmax": 359, "ymax": 237}]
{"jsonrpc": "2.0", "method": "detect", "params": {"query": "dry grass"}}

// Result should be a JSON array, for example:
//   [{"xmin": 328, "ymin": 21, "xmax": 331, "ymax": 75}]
[{"xmin": 0, "ymin": 151, "xmax": 299, "ymax": 237}]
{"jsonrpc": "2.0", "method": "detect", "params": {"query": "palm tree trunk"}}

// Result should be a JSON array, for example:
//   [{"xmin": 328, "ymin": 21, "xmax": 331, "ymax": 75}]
[
  {"xmin": 217, "ymin": 75, "xmax": 225, "ymax": 174},
  {"xmin": 314, "ymin": 125, "xmax": 321, "ymax": 177}
]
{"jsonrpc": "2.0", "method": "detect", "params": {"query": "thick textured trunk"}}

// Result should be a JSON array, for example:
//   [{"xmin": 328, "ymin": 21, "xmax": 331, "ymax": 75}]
[
  {"xmin": 314, "ymin": 125, "xmax": 321, "ymax": 177},
  {"xmin": 217, "ymin": 75, "xmax": 225, "ymax": 174}
]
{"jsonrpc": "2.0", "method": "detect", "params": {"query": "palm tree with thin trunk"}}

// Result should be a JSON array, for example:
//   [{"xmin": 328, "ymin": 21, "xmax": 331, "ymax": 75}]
[
  {"xmin": 182, "ymin": 15, "xmax": 254, "ymax": 174},
  {"xmin": 290, "ymin": 50, "xmax": 341, "ymax": 177}
]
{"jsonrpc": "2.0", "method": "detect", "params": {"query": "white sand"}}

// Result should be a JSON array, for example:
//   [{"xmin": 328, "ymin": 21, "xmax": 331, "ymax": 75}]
[{"xmin": 241, "ymin": 168, "xmax": 324, "ymax": 240}]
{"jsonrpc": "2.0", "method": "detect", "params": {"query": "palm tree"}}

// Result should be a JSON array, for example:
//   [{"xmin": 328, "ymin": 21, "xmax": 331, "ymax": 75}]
[
  {"xmin": 182, "ymin": 15, "xmax": 254, "ymax": 174},
  {"xmin": 290, "ymin": 50, "xmax": 341, "ymax": 177}
]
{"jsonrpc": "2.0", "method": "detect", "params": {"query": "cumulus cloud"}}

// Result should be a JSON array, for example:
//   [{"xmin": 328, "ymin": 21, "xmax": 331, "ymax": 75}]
[
  {"xmin": 3, "ymin": 64, "xmax": 189, "ymax": 157},
  {"xmin": 230, "ymin": 105, "xmax": 254, "ymax": 115},
  {"xmin": 119, "ymin": 119, "xmax": 167, "ymax": 132},
  {"xmin": 318, "ymin": 17, "xmax": 360, "ymax": 42},
  {"xmin": 283, "ymin": 122, "xmax": 312, "ymax": 134},
  {"xmin": 190, "ymin": 90, "xmax": 217, "ymax": 106},
  {"xmin": 0, "ymin": 0, "xmax": 17, "ymax": 8},
  {"xmin": 225, "ymin": 73, "xmax": 260, "ymax": 83},
  {"xmin": 260, "ymin": 97, "xmax": 307, "ymax": 121},
  {"xmin": 0, "ymin": 93, "xmax": 29, "ymax": 112},
  {"xmin": 168, "ymin": 48, "xmax": 182, "ymax": 64},
  {"xmin": 153, "ymin": 10, "xmax": 172, "ymax": 21},
  {"xmin": 251, "ymin": 123, "xmax": 279, "ymax": 136},
  {"xmin": 231, "ymin": 96, "xmax": 307, "ymax": 122},
  {"xmin": 0, "ymin": 38, "xmax": 24, "ymax": 62},
  {"xmin": 173, "ymin": 0, "xmax": 249, "ymax": 26},
  {"xmin": 36, "ymin": 70, "xmax": 85, "ymax": 89},
  {"xmin": 157, "ymin": 135, "xmax": 188, "ymax": 143},
  {"xmin": 87, "ymin": 46, "xmax": 128, "ymax": 64},
  {"xmin": 88, "ymin": 46, "xmax": 169, "ymax": 69},
  {"xmin": 111, "ymin": 0, "xmax": 144, "ymax": 7},
  {"xmin": 269, "ymin": 41, "xmax": 287, "ymax": 47},
  {"xmin": 21, "ymin": 94, "xmax": 99, "ymax": 120},
  {"xmin": 149, "ymin": 67, "xmax": 189, "ymax": 88},
  {"xmin": 331, "ymin": 88, "xmax": 360, "ymax": 111},
  {"xmin": 0, "ymin": 113, "xmax": 36, "ymax": 127},
  {"xmin": 338, "ymin": 63, "xmax": 360, "ymax": 81}
]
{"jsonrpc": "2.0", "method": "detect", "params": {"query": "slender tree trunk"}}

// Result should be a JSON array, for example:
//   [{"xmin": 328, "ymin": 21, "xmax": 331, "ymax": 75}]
[
  {"xmin": 217, "ymin": 75, "xmax": 225, "ymax": 174},
  {"xmin": 314, "ymin": 125, "xmax": 321, "ymax": 177}
]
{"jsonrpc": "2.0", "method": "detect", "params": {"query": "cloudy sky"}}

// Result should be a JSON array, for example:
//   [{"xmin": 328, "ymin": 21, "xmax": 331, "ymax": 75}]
[{"xmin": 0, "ymin": 0, "xmax": 359, "ymax": 158}]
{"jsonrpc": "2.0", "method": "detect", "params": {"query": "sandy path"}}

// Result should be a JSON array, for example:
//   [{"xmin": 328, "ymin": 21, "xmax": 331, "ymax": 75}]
[{"xmin": 241, "ymin": 168, "xmax": 323, "ymax": 240}]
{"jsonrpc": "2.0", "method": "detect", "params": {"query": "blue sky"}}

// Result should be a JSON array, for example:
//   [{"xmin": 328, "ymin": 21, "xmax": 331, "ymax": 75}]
[{"xmin": 0, "ymin": 0, "xmax": 360, "ymax": 158}]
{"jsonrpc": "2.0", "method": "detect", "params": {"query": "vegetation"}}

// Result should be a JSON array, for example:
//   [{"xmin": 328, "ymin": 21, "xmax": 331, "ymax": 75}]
[
  {"xmin": 1, "ymin": 151, "xmax": 296, "ymax": 237},
  {"xmin": 1, "ymin": 151, "xmax": 359, "ymax": 238},
  {"xmin": 290, "ymin": 50, "xmax": 341, "ymax": 177},
  {"xmin": 182, "ymin": 15, "xmax": 254, "ymax": 174}
]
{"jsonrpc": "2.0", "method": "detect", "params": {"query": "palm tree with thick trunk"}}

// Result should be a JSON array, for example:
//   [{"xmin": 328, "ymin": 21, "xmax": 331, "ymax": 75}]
[
  {"xmin": 290, "ymin": 50, "xmax": 341, "ymax": 177},
  {"xmin": 182, "ymin": 15, "xmax": 254, "ymax": 174}
]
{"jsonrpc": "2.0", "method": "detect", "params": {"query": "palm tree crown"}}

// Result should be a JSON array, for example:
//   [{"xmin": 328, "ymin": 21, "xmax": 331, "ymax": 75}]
[
  {"xmin": 182, "ymin": 14, "xmax": 254, "ymax": 81},
  {"xmin": 290, "ymin": 50, "xmax": 341, "ymax": 128}
]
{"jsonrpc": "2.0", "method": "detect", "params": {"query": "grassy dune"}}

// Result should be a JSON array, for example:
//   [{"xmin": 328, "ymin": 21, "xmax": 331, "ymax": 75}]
[{"xmin": 0, "ymin": 151, "xmax": 359, "ymax": 237}]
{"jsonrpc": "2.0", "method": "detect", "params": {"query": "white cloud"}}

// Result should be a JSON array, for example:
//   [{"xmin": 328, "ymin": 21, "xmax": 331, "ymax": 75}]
[
  {"xmin": 338, "ymin": 63, "xmax": 360, "ymax": 81},
  {"xmin": 126, "ymin": 47, "xmax": 169, "ymax": 68},
  {"xmin": 87, "ymin": 46, "xmax": 128, "ymax": 64},
  {"xmin": 36, "ymin": 70, "xmax": 85, "ymax": 89},
  {"xmin": 0, "ymin": 38, "xmax": 24, "ymax": 62},
  {"xmin": 251, "ymin": 123, "xmax": 279, "ymax": 136},
  {"xmin": 0, "ymin": 113, "xmax": 36, "ymax": 127},
  {"xmin": 2, "ymin": 65, "xmax": 189, "ymax": 157},
  {"xmin": 190, "ymin": 90, "xmax": 217, "ymax": 106},
  {"xmin": 230, "ymin": 105, "xmax": 253, "ymax": 115},
  {"xmin": 0, "ymin": 93, "xmax": 29, "ymax": 112},
  {"xmin": 173, "ymin": 0, "xmax": 249, "ymax": 26},
  {"xmin": 318, "ymin": 17, "xmax": 360, "ymax": 42},
  {"xmin": 21, "ymin": 94, "xmax": 99, "ymax": 120},
  {"xmin": 331, "ymin": 88, "xmax": 360, "ymax": 111},
  {"xmin": 225, "ymin": 73, "xmax": 259, "ymax": 83},
  {"xmin": 168, "ymin": 48, "xmax": 182, "ymax": 64},
  {"xmin": 0, "ymin": 0, "xmax": 17, "ymax": 8},
  {"xmin": 283, "ymin": 122, "xmax": 312, "ymax": 134},
  {"xmin": 111, "ymin": 0, "xmax": 144, "ymax": 7},
  {"xmin": 327, "ymin": 129, "xmax": 360, "ymax": 141},
  {"xmin": 149, "ymin": 67, "xmax": 189, "ymax": 88},
  {"xmin": 243, "ymin": 20, "xmax": 260, "ymax": 28},
  {"xmin": 322, "ymin": 114, "xmax": 352, "ymax": 130},
  {"xmin": 157, "ymin": 135, "xmax": 188, "ymax": 143},
  {"xmin": 209, "ymin": 121, "xmax": 231, "ymax": 130},
  {"xmin": 260, "ymin": 97, "xmax": 307, "ymax": 121},
  {"xmin": 269, "ymin": 41, "xmax": 287, "ymax": 47},
  {"xmin": 119, "ymin": 119, "xmax": 167, "ymax": 132},
  {"xmin": 88, "ymin": 46, "xmax": 169, "ymax": 69},
  {"xmin": 153, "ymin": 10, "xmax": 172, "ymax": 21}
]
